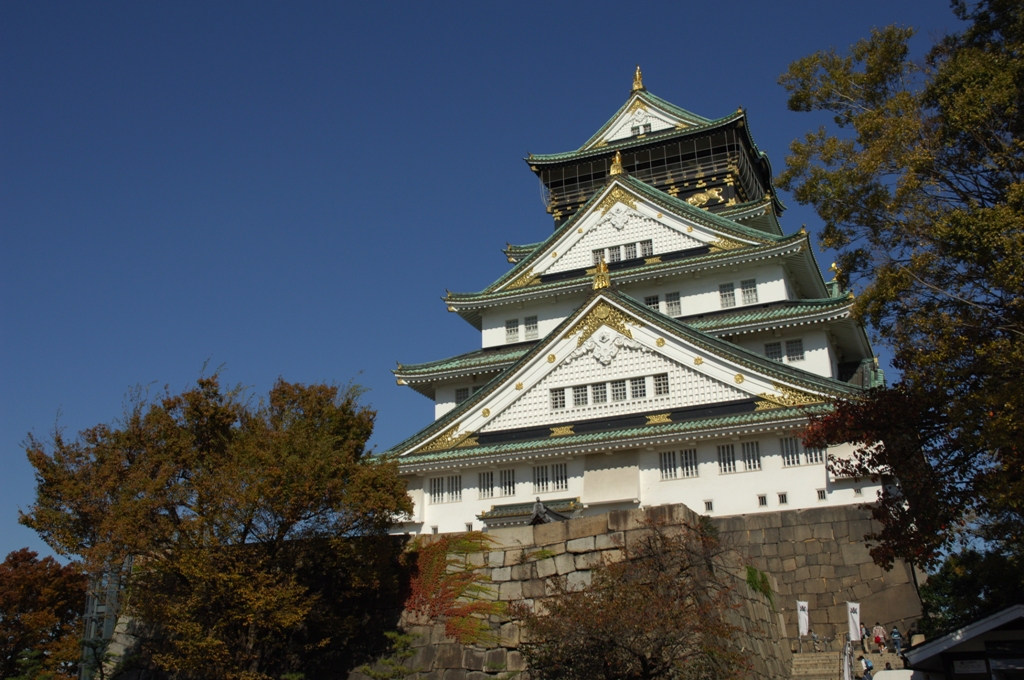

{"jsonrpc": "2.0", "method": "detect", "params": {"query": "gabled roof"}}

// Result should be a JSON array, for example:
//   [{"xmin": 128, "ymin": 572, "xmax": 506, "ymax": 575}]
[
  {"xmin": 503, "ymin": 241, "xmax": 543, "ymax": 263},
  {"xmin": 386, "ymin": 288, "xmax": 864, "ymax": 461},
  {"xmin": 904, "ymin": 605, "xmax": 1024, "ymax": 669},
  {"xmin": 576, "ymin": 90, "xmax": 712, "ymax": 152}
]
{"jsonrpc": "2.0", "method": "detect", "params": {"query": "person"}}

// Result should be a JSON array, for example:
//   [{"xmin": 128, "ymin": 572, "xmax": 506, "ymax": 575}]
[
  {"xmin": 891, "ymin": 625, "xmax": 903, "ymax": 656},
  {"xmin": 861, "ymin": 622, "xmax": 871, "ymax": 653},
  {"xmin": 885, "ymin": 663, "xmax": 893, "ymax": 670},
  {"xmin": 859, "ymin": 655, "xmax": 874, "ymax": 680},
  {"xmin": 810, "ymin": 629, "xmax": 821, "ymax": 652},
  {"xmin": 872, "ymin": 621, "xmax": 887, "ymax": 654}
]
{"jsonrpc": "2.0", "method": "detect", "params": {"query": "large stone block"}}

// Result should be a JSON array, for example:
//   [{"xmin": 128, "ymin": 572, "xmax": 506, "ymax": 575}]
[
  {"xmin": 595, "ymin": 531, "xmax": 624, "ymax": 550},
  {"xmin": 806, "ymin": 541, "xmax": 823, "ymax": 555},
  {"xmin": 498, "ymin": 581, "xmax": 523, "ymax": 601},
  {"xmin": 510, "ymin": 563, "xmax": 533, "ymax": 581},
  {"xmin": 793, "ymin": 524, "xmax": 813, "ymax": 541},
  {"xmin": 523, "ymin": 579, "xmax": 545, "ymax": 599},
  {"xmin": 859, "ymin": 562, "xmax": 882, "ymax": 581},
  {"xmin": 764, "ymin": 527, "xmax": 780, "ymax": 543},
  {"xmin": 555, "ymin": 552, "xmax": 576, "ymax": 575},
  {"xmin": 499, "ymin": 622, "xmax": 519, "ymax": 647},
  {"xmin": 503, "ymin": 549, "xmax": 524, "ymax": 567},
  {"xmin": 533, "ymin": 521, "xmax": 567, "ymax": 546},
  {"xmin": 486, "ymin": 551, "xmax": 504, "ymax": 568},
  {"xmin": 436, "ymin": 644, "xmax": 465, "ymax": 669},
  {"xmin": 575, "ymin": 551, "xmax": 602, "ymax": 569},
  {"xmin": 412, "ymin": 644, "xmax": 437, "ymax": 670},
  {"xmin": 536, "ymin": 557, "xmax": 557, "ymax": 578},
  {"xmin": 506, "ymin": 651, "xmax": 527, "ymax": 672},
  {"xmin": 466, "ymin": 673, "xmax": 489, "ymax": 680},
  {"xmin": 602, "ymin": 548, "xmax": 624, "ymax": 564},
  {"xmin": 566, "ymin": 536, "xmax": 595, "ymax": 553},
  {"xmin": 607, "ymin": 508, "xmax": 646, "ymax": 531},
  {"xmin": 443, "ymin": 669, "xmax": 466, "ymax": 680},
  {"xmin": 779, "ymin": 541, "xmax": 795, "ymax": 557},
  {"xmin": 463, "ymin": 648, "xmax": 486, "ymax": 671},
  {"xmin": 491, "ymin": 567, "xmax": 511, "ymax": 582},
  {"xmin": 812, "ymin": 523, "xmax": 834, "ymax": 540},
  {"xmin": 567, "ymin": 569, "xmax": 593, "ymax": 591},
  {"xmin": 485, "ymin": 648, "xmax": 507, "ymax": 672},
  {"xmin": 567, "ymin": 514, "xmax": 607, "ymax": 539},
  {"xmin": 488, "ymin": 526, "xmax": 536, "ymax": 549},
  {"xmin": 848, "ymin": 520, "xmax": 874, "ymax": 542}
]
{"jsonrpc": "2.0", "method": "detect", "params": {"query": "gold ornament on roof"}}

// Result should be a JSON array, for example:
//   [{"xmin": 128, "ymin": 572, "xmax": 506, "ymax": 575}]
[
  {"xmin": 609, "ymin": 150, "xmax": 625, "ymax": 176},
  {"xmin": 566, "ymin": 300, "xmax": 642, "ymax": 347},
  {"xmin": 632, "ymin": 64, "xmax": 645, "ymax": 93},
  {"xmin": 754, "ymin": 383, "xmax": 826, "ymax": 411},
  {"xmin": 592, "ymin": 256, "xmax": 611, "ymax": 290}
]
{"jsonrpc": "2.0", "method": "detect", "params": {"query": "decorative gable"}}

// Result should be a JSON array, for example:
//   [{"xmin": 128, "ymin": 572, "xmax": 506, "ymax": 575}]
[{"xmin": 597, "ymin": 98, "xmax": 683, "ymax": 145}]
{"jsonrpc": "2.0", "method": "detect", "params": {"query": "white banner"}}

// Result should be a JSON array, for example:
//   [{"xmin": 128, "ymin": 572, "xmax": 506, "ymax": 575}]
[
  {"xmin": 848, "ymin": 602, "xmax": 861, "ymax": 641},
  {"xmin": 797, "ymin": 601, "xmax": 809, "ymax": 636}
]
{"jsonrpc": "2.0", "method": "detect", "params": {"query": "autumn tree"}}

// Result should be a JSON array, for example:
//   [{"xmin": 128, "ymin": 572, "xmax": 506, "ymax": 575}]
[
  {"xmin": 0, "ymin": 548, "xmax": 87, "ymax": 680},
  {"xmin": 517, "ymin": 520, "xmax": 746, "ymax": 680},
  {"xmin": 779, "ymin": 0, "xmax": 1024, "ymax": 569},
  {"xmin": 21, "ymin": 376, "xmax": 413, "ymax": 680}
]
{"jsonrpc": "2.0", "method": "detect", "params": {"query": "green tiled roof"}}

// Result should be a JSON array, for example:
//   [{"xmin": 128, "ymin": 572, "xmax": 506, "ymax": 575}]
[
  {"xmin": 478, "ymin": 498, "xmax": 581, "ymax": 520},
  {"xmin": 504, "ymin": 241, "xmax": 544, "ymax": 260},
  {"xmin": 681, "ymin": 297, "xmax": 854, "ymax": 332},
  {"xmin": 398, "ymin": 403, "xmax": 832, "ymax": 466},
  {"xmin": 396, "ymin": 343, "xmax": 535, "ymax": 378},
  {"xmin": 574, "ymin": 91, "xmax": 713, "ymax": 153}
]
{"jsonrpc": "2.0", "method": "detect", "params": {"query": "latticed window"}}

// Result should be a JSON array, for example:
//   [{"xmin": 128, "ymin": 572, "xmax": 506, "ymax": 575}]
[
  {"xmin": 817, "ymin": 489, "xmax": 827, "ymax": 501},
  {"xmin": 805, "ymin": 447, "xmax": 825, "ymax": 465},
  {"xmin": 630, "ymin": 377, "xmax": 646, "ymax": 399},
  {"xmin": 592, "ymin": 383, "xmax": 607, "ymax": 403},
  {"xmin": 742, "ymin": 441, "xmax": 761, "ymax": 471},
  {"xmin": 786, "ymin": 339, "xmax": 805, "ymax": 361},
  {"xmin": 479, "ymin": 471, "xmax": 494, "ymax": 499},
  {"xmin": 429, "ymin": 477, "xmax": 444, "ymax": 504},
  {"xmin": 719, "ymin": 282, "xmax": 736, "ymax": 308},
  {"xmin": 533, "ymin": 465, "xmax": 550, "ymax": 493},
  {"xmin": 643, "ymin": 123, "xmax": 652, "ymax": 134},
  {"xmin": 505, "ymin": 318, "xmax": 519, "ymax": 343},
  {"xmin": 552, "ymin": 463, "xmax": 568, "ymax": 491},
  {"xmin": 573, "ymin": 385, "xmax": 588, "ymax": 407},
  {"xmin": 654, "ymin": 373, "xmax": 670, "ymax": 396},
  {"xmin": 624, "ymin": 243, "xmax": 637, "ymax": 259},
  {"xmin": 550, "ymin": 388, "xmax": 566, "ymax": 410},
  {"xmin": 608, "ymin": 246, "xmax": 621, "ymax": 262},
  {"xmin": 631, "ymin": 125, "xmax": 641, "ymax": 136},
  {"xmin": 717, "ymin": 444, "xmax": 736, "ymax": 474},
  {"xmin": 660, "ymin": 451, "xmax": 678, "ymax": 480},
  {"xmin": 447, "ymin": 475, "xmax": 462, "ymax": 503},
  {"xmin": 430, "ymin": 476, "xmax": 462, "ymax": 503},
  {"xmin": 455, "ymin": 387, "xmax": 470, "ymax": 404},
  {"xmin": 758, "ymin": 495, "xmax": 768, "ymax": 507},
  {"xmin": 644, "ymin": 295, "xmax": 659, "ymax": 311},
  {"xmin": 525, "ymin": 316, "xmax": 538, "ymax": 340},
  {"xmin": 680, "ymin": 449, "xmax": 698, "ymax": 477},
  {"xmin": 499, "ymin": 469, "xmax": 515, "ymax": 496},
  {"xmin": 665, "ymin": 292, "xmax": 681, "ymax": 316},
  {"xmin": 778, "ymin": 492, "xmax": 788, "ymax": 505},
  {"xmin": 780, "ymin": 437, "xmax": 801, "ymax": 467},
  {"xmin": 765, "ymin": 342, "xmax": 783, "ymax": 362},
  {"xmin": 611, "ymin": 380, "xmax": 627, "ymax": 401},
  {"xmin": 593, "ymin": 249, "xmax": 604, "ymax": 265},
  {"xmin": 640, "ymin": 240, "xmax": 654, "ymax": 257},
  {"xmin": 704, "ymin": 500, "xmax": 714, "ymax": 512},
  {"xmin": 741, "ymin": 278, "xmax": 758, "ymax": 304}
]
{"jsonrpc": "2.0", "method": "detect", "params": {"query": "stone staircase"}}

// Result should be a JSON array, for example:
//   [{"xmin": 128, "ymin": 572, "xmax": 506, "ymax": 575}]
[
  {"xmin": 855, "ymin": 649, "xmax": 906, "ymax": 675},
  {"xmin": 791, "ymin": 651, "xmax": 842, "ymax": 680}
]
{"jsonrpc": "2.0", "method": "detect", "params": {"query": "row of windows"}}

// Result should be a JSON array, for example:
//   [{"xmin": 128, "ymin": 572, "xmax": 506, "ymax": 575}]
[
  {"xmin": 719, "ymin": 279, "xmax": 759, "ymax": 308},
  {"xmin": 658, "ymin": 438, "xmax": 826, "ymax": 480},
  {"xmin": 704, "ymin": 489, "xmax": 829, "ymax": 513},
  {"xmin": 630, "ymin": 123, "xmax": 653, "ymax": 136},
  {"xmin": 765, "ymin": 339, "xmax": 805, "ymax": 363},
  {"xmin": 592, "ymin": 239, "xmax": 654, "ymax": 265},
  {"xmin": 552, "ymin": 373, "xmax": 669, "ymax": 410},
  {"xmin": 505, "ymin": 316, "xmax": 539, "ymax": 343},
  {"xmin": 433, "ymin": 465, "xmax": 568, "ymax": 504},
  {"xmin": 643, "ymin": 292, "xmax": 682, "ymax": 316},
  {"xmin": 455, "ymin": 385, "xmax": 484, "ymax": 404}
]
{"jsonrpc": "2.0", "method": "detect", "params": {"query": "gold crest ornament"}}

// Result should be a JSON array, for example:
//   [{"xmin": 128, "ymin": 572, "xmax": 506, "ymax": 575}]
[
  {"xmin": 609, "ymin": 150, "xmax": 625, "ymax": 176},
  {"xmin": 632, "ymin": 64, "xmax": 645, "ymax": 93},
  {"xmin": 592, "ymin": 256, "xmax": 611, "ymax": 290}
]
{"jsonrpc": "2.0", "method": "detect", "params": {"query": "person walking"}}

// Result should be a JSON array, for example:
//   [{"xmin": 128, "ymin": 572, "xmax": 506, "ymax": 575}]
[
  {"xmin": 872, "ymin": 622, "xmax": 887, "ymax": 654},
  {"xmin": 861, "ymin": 622, "xmax": 870, "ymax": 653},
  {"xmin": 891, "ymin": 625, "xmax": 903, "ymax": 656},
  {"xmin": 859, "ymin": 655, "xmax": 874, "ymax": 680}
]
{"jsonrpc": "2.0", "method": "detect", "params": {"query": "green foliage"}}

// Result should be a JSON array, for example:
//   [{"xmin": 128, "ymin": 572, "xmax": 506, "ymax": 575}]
[
  {"xmin": 518, "ymin": 522, "xmax": 747, "ymax": 680},
  {"xmin": 783, "ymin": 0, "xmax": 1024, "ymax": 567},
  {"xmin": 745, "ymin": 566, "xmax": 775, "ymax": 609},
  {"xmin": 918, "ymin": 549, "xmax": 1024, "ymax": 637},
  {"xmin": 20, "ymin": 375, "xmax": 413, "ymax": 680},
  {"xmin": 358, "ymin": 631, "xmax": 420, "ymax": 680},
  {"xmin": 0, "ymin": 549, "xmax": 87, "ymax": 680},
  {"xmin": 525, "ymin": 549, "xmax": 556, "ymax": 561}
]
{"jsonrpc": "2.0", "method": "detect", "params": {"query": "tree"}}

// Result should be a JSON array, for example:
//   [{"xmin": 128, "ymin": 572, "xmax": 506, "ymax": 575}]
[
  {"xmin": 517, "ymin": 520, "xmax": 746, "ymax": 680},
  {"xmin": 779, "ymin": 0, "xmax": 1024, "ymax": 568},
  {"xmin": 917, "ymin": 548, "xmax": 1024, "ymax": 638},
  {"xmin": 21, "ymin": 376, "xmax": 413, "ymax": 680},
  {"xmin": 0, "ymin": 548, "xmax": 87, "ymax": 680}
]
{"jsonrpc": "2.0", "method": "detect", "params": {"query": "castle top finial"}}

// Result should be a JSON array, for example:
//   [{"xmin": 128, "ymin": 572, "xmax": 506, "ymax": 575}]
[
  {"xmin": 632, "ymin": 64, "xmax": 644, "ymax": 93},
  {"xmin": 609, "ymin": 150, "xmax": 624, "ymax": 176},
  {"xmin": 593, "ymin": 256, "xmax": 611, "ymax": 290}
]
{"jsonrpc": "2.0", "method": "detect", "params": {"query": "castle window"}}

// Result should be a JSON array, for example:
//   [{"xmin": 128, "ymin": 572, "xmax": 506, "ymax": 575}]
[
  {"xmin": 786, "ymin": 339, "xmax": 805, "ymax": 362},
  {"xmin": 592, "ymin": 383, "xmax": 607, "ymax": 403},
  {"xmin": 704, "ymin": 500, "xmax": 714, "ymax": 512},
  {"xmin": 643, "ymin": 123, "xmax": 652, "ymax": 134},
  {"xmin": 741, "ymin": 278, "xmax": 758, "ymax": 304},
  {"xmin": 448, "ymin": 476, "xmax": 462, "ymax": 502},
  {"xmin": 479, "ymin": 471, "xmax": 494, "ymax": 499},
  {"xmin": 455, "ymin": 387, "xmax": 470, "ymax": 404},
  {"xmin": 624, "ymin": 243, "xmax": 637, "ymax": 259},
  {"xmin": 660, "ymin": 451, "xmax": 678, "ymax": 480},
  {"xmin": 608, "ymin": 246, "xmax": 622, "ymax": 263},
  {"xmin": 532, "ymin": 465, "xmax": 550, "ymax": 493},
  {"xmin": 780, "ymin": 437, "xmax": 801, "ymax": 467},
  {"xmin": 717, "ymin": 444, "xmax": 737, "ymax": 474},
  {"xmin": 778, "ymin": 492, "xmax": 788, "ymax": 505},
  {"xmin": 665, "ymin": 292, "xmax": 681, "ymax": 316},
  {"xmin": 430, "ymin": 475, "xmax": 462, "ymax": 503},
  {"xmin": 630, "ymin": 377, "xmax": 647, "ymax": 399},
  {"xmin": 505, "ymin": 319, "xmax": 520, "ymax": 343},
  {"xmin": 644, "ymin": 295, "xmax": 660, "ymax": 311},
  {"xmin": 593, "ymin": 249, "xmax": 604, "ymax": 266},
  {"xmin": 552, "ymin": 463, "xmax": 568, "ymax": 491},
  {"xmin": 758, "ymin": 494, "xmax": 768, "ymax": 507},
  {"xmin": 742, "ymin": 441, "xmax": 762, "ymax": 471},
  {"xmin": 680, "ymin": 449, "xmax": 698, "ymax": 478},
  {"xmin": 805, "ymin": 446, "xmax": 825, "ymax": 465},
  {"xmin": 765, "ymin": 342, "xmax": 783, "ymax": 362},
  {"xmin": 611, "ymin": 380, "xmax": 627, "ymax": 401},
  {"xmin": 817, "ymin": 488, "xmax": 827, "ymax": 501},
  {"xmin": 719, "ymin": 282, "xmax": 736, "ymax": 309},
  {"xmin": 550, "ymin": 389, "xmax": 566, "ymax": 410},
  {"xmin": 654, "ymin": 373, "xmax": 670, "ymax": 396},
  {"xmin": 431, "ymin": 526, "xmax": 438, "ymax": 534},
  {"xmin": 631, "ymin": 125, "xmax": 641, "ymax": 136},
  {"xmin": 573, "ymin": 385, "xmax": 588, "ymax": 407},
  {"xmin": 499, "ymin": 469, "xmax": 515, "ymax": 496},
  {"xmin": 524, "ymin": 316, "xmax": 538, "ymax": 340},
  {"xmin": 640, "ymin": 240, "xmax": 654, "ymax": 257},
  {"xmin": 854, "ymin": 487, "xmax": 863, "ymax": 496}
]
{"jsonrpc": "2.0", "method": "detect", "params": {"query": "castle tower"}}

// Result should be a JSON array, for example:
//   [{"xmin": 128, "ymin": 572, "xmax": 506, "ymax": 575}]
[{"xmin": 388, "ymin": 72, "xmax": 883, "ymax": 534}]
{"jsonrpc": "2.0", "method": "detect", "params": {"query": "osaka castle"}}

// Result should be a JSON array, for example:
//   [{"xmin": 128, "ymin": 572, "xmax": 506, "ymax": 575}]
[{"xmin": 386, "ymin": 68, "xmax": 884, "ymax": 534}]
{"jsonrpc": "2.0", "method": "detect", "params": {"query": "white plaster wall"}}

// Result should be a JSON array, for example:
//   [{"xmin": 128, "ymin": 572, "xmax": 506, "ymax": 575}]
[
  {"xmin": 480, "ymin": 296, "xmax": 583, "ymax": 348},
  {"xmin": 603, "ymin": 106, "xmax": 678, "ymax": 143},
  {"xmin": 732, "ymin": 329, "xmax": 834, "ymax": 379}
]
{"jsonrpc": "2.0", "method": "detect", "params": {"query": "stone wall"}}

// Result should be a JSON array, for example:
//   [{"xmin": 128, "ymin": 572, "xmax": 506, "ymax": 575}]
[
  {"xmin": 353, "ymin": 503, "xmax": 792, "ymax": 680},
  {"xmin": 712, "ymin": 505, "xmax": 923, "ymax": 645}
]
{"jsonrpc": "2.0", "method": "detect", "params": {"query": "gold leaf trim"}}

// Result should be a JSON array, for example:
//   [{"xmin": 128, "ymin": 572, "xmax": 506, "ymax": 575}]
[
  {"xmin": 550, "ymin": 425, "xmax": 575, "ymax": 437},
  {"xmin": 506, "ymin": 268, "xmax": 540, "ymax": 289},
  {"xmin": 694, "ymin": 357, "xmax": 704, "ymax": 365},
  {"xmin": 597, "ymin": 186, "xmax": 638, "ymax": 215},
  {"xmin": 547, "ymin": 354, "xmax": 556, "ymax": 363},
  {"xmin": 646, "ymin": 413, "xmax": 672, "ymax": 425},
  {"xmin": 565, "ymin": 300, "xmax": 643, "ymax": 347},
  {"xmin": 656, "ymin": 338, "xmax": 665, "ymax": 347},
  {"xmin": 455, "ymin": 436, "xmax": 479, "ymax": 448},
  {"xmin": 709, "ymin": 238, "xmax": 746, "ymax": 253},
  {"xmin": 420, "ymin": 422, "xmax": 466, "ymax": 453},
  {"xmin": 755, "ymin": 383, "xmax": 826, "ymax": 410},
  {"xmin": 482, "ymin": 408, "xmax": 490, "ymax": 418},
  {"xmin": 515, "ymin": 382, "xmax": 524, "ymax": 390},
  {"xmin": 734, "ymin": 374, "xmax": 745, "ymax": 384},
  {"xmin": 627, "ymin": 99, "xmax": 649, "ymax": 115},
  {"xmin": 645, "ymin": 256, "xmax": 662, "ymax": 265}
]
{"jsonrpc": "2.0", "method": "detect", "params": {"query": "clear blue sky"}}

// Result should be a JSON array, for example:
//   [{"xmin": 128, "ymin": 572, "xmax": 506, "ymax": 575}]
[{"xmin": 0, "ymin": 1, "xmax": 962, "ymax": 560}]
